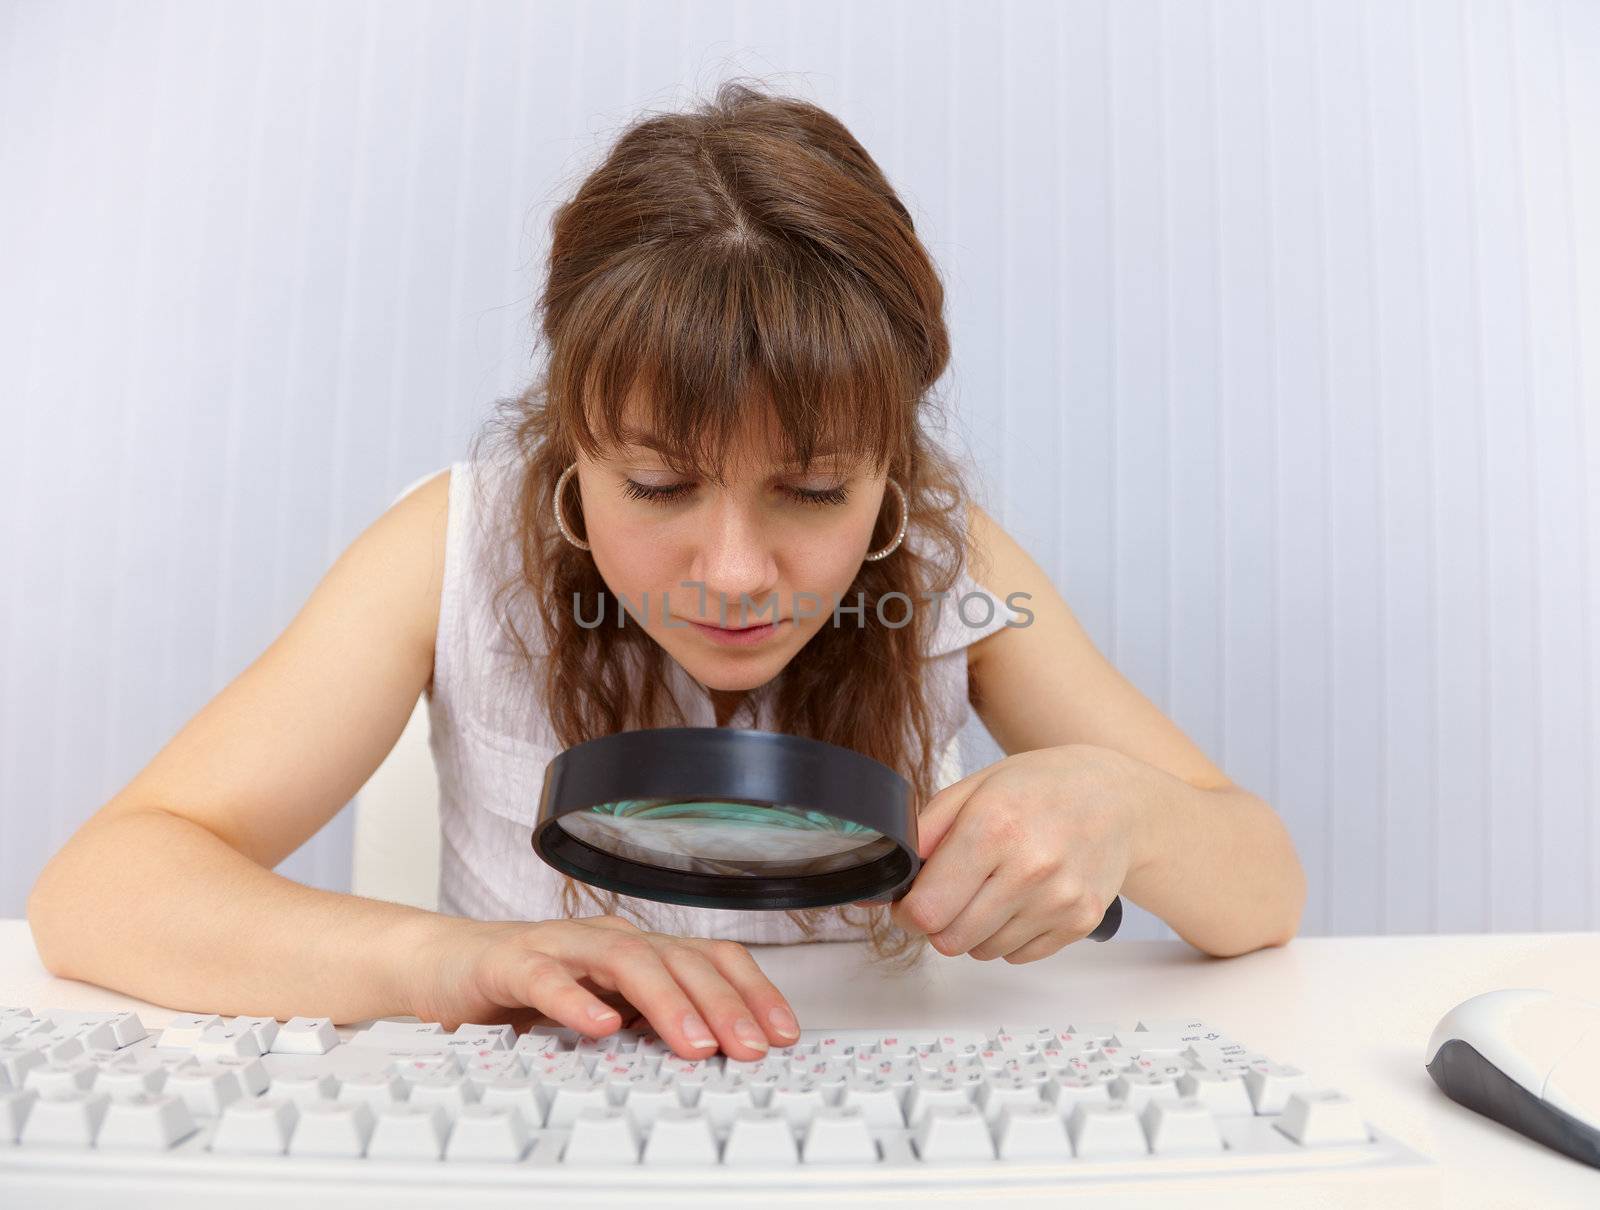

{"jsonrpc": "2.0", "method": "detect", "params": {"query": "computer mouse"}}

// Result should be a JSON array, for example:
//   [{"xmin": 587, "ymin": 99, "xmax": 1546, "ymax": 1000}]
[{"xmin": 1425, "ymin": 988, "xmax": 1600, "ymax": 1168}]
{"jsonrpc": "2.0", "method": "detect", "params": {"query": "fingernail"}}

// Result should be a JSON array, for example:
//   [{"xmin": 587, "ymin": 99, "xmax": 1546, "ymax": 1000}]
[
  {"xmin": 683, "ymin": 1013, "xmax": 716, "ymax": 1048},
  {"xmin": 735, "ymin": 1017, "xmax": 768, "ymax": 1050},
  {"xmin": 589, "ymin": 1005, "xmax": 620, "ymax": 1022},
  {"xmin": 768, "ymin": 1006, "xmax": 799, "ymax": 1038}
]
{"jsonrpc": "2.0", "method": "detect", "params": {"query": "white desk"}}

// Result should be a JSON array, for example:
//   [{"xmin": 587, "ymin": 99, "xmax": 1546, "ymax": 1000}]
[{"xmin": 2, "ymin": 919, "xmax": 1597, "ymax": 1207}]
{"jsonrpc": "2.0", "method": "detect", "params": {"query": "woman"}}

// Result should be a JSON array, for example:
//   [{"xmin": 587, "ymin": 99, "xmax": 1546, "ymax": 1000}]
[{"xmin": 27, "ymin": 81, "xmax": 1305, "ymax": 1066}]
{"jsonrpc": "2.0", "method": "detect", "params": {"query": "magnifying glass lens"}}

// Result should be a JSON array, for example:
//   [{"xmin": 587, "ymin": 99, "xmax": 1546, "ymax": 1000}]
[{"xmin": 556, "ymin": 798, "xmax": 898, "ymax": 878}]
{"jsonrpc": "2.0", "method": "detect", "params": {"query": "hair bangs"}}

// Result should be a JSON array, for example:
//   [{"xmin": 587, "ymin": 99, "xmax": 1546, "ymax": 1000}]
[{"xmin": 562, "ymin": 241, "xmax": 911, "ymax": 485}]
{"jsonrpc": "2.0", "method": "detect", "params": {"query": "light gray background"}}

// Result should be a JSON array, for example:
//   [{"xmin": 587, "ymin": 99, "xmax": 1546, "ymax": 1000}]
[{"xmin": 2, "ymin": 0, "xmax": 1596, "ymax": 942}]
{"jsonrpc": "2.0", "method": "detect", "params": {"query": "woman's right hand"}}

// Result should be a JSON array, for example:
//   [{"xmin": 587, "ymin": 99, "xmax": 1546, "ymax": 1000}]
[{"xmin": 404, "ymin": 913, "xmax": 802, "ymax": 1060}]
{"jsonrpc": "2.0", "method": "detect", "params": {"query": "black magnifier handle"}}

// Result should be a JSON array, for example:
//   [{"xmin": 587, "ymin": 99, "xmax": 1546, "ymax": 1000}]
[
  {"xmin": 886, "ymin": 886, "xmax": 1123, "ymax": 942},
  {"xmin": 1087, "ymin": 895, "xmax": 1123, "ymax": 942}
]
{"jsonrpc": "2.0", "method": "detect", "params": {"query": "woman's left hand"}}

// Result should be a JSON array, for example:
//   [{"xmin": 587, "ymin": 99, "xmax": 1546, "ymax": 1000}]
[{"xmin": 888, "ymin": 744, "xmax": 1144, "ymax": 964}]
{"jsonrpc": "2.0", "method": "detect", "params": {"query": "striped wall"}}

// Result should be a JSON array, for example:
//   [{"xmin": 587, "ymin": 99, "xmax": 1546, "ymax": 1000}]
[{"xmin": 1, "ymin": 0, "xmax": 1596, "ymax": 942}]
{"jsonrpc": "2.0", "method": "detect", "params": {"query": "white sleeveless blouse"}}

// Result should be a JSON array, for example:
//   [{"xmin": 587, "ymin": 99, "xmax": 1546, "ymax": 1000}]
[{"xmin": 400, "ymin": 456, "xmax": 1021, "ymax": 944}]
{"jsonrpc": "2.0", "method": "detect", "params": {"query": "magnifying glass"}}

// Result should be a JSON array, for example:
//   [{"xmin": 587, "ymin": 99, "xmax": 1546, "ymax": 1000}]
[{"xmin": 532, "ymin": 726, "xmax": 1122, "ymax": 941}]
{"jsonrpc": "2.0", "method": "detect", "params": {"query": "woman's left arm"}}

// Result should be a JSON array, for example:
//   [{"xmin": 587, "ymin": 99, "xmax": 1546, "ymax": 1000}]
[{"xmin": 889, "ymin": 504, "xmax": 1307, "ymax": 961}]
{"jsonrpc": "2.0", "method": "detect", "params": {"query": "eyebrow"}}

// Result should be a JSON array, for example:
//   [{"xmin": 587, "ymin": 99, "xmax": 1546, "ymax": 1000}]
[{"xmin": 614, "ymin": 428, "xmax": 845, "ymax": 463}]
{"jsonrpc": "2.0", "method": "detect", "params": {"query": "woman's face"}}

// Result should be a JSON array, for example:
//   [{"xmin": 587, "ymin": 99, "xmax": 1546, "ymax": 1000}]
[{"xmin": 574, "ymin": 408, "xmax": 888, "ymax": 692}]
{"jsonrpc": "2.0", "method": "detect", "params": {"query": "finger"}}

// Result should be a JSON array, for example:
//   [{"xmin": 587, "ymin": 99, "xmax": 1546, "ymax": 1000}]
[
  {"xmin": 929, "ymin": 871, "xmax": 1025, "ymax": 958},
  {"xmin": 655, "ymin": 943, "xmax": 776, "ymax": 1058},
  {"xmin": 892, "ymin": 803, "xmax": 1003, "ymax": 938},
  {"xmin": 965, "ymin": 906, "xmax": 1045, "ymax": 961},
  {"xmin": 512, "ymin": 951, "xmax": 626, "ymax": 1036},
  {"xmin": 555, "ymin": 932, "xmax": 725, "ymax": 1060},
  {"xmin": 687, "ymin": 939, "xmax": 801, "ymax": 1045},
  {"xmin": 1001, "ymin": 929, "xmax": 1073, "ymax": 965},
  {"xmin": 914, "ymin": 764, "xmax": 1002, "ymax": 859}
]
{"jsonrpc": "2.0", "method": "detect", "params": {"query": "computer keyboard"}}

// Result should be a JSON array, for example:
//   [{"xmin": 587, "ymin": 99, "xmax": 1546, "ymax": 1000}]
[{"xmin": 0, "ymin": 1005, "xmax": 1430, "ymax": 1206}]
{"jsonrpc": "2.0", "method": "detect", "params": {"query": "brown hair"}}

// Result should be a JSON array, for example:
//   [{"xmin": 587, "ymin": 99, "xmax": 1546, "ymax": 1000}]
[{"xmin": 469, "ymin": 79, "xmax": 988, "ymax": 972}]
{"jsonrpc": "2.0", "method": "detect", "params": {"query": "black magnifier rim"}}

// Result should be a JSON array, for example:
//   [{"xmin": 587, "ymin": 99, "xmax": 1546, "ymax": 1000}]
[{"xmin": 532, "ymin": 727, "xmax": 919, "ymax": 911}]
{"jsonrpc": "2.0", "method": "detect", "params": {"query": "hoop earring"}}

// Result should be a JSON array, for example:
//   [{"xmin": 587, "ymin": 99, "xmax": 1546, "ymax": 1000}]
[
  {"xmin": 553, "ymin": 462, "xmax": 590, "ymax": 551},
  {"xmin": 863, "ymin": 478, "xmax": 908, "ymax": 561}
]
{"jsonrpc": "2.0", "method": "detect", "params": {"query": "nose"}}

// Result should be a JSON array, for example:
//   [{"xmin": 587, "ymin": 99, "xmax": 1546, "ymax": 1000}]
[{"xmin": 687, "ymin": 494, "xmax": 780, "ymax": 620}]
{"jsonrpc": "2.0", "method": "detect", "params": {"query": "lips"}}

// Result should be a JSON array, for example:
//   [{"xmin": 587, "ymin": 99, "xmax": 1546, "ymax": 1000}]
[{"xmin": 679, "ymin": 617, "xmax": 787, "ymax": 631}]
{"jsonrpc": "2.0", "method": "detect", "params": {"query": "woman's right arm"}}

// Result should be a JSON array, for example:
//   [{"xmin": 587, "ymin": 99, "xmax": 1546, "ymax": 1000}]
[
  {"xmin": 25, "ymin": 469, "xmax": 799, "ymax": 1060},
  {"xmin": 25, "ymin": 469, "xmax": 461, "ymax": 1024}
]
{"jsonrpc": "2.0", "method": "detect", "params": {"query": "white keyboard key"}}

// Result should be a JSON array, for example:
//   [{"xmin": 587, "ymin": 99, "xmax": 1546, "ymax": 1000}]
[
  {"xmin": 165, "ymin": 1064, "xmax": 243, "ymax": 1116},
  {"xmin": 104, "ymin": 1012, "xmax": 149, "ymax": 1048},
  {"xmin": 1043, "ymin": 1073, "xmax": 1114, "ymax": 1114},
  {"xmin": 56, "ymin": 1020, "xmax": 120, "ymax": 1053},
  {"xmin": 562, "ymin": 1105, "xmax": 642, "ymax": 1165},
  {"xmin": 477, "ymin": 1076, "xmax": 547, "ymax": 1127},
  {"xmin": 933, "ymin": 1031, "xmax": 988, "ymax": 1059},
  {"xmin": 266, "ymin": 1070, "xmax": 340, "ymax": 1105},
  {"xmin": 769, "ymin": 1076, "xmax": 828, "ymax": 1128},
  {"xmin": 1069, "ymin": 1022, "xmax": 1122, "ymax": 1042},
  {"xmin": 210, "ymin": 1055, "xmax": 270, "ymax": 1098},
  {"xmin": 338, "ymin": 1070, "xmax": 408, "ymax": 1107},
  {"xmin": 407, "ymin": 1073, "xmax": 481, "ymax": 1114},
  {"xmin": 545, "ymin": 1075, "xmax": 609, "ymax": 1128},
  {"xmin": 1245, "ymin": 1062, "xmax": 1311, "ymax": 1114},
  {"xmin": 975, "ymin": 1074, "xmax": 1041, "ymax": 1123},
  {"xmin": 2, "ymin": 1018, "xmax": 53, "ymax": 1045},
  {"xmin": 96, "ymin": 1092, "xmax": 197, "ymax": 1150},
  {"xmin": 905, "ymin": 1074, "xmax": 972, "ymax": 1126},
  {"xmin": 271, "ymin": 1017, "xmax": 338, "ymax": 1055},
  {"xmin": 452, "ymin": 1023, "xmax": 516, "ymax": 1049},
  {"xmin": 0, "ymin": 1046, "xmax": 46, "ymax": 1087},
  {"xmin": 641, "ymin": 1105, "xmax": 721, "ymax": 1165},
  {"xmin": 1067, "ymin": 1101, "xmax": 1147, "ymax": 1159},
  {"xmin": 1, "ymin": 1089, "xmax": 37, "ymax": 1142},
  {"xmin": 840, "ymin": 1075, "xmax": 904, "ymax": 1128},
  {"xmin": 996, "ymin": 1101, "xmax": 1073, "ymax": 1159},
  {"xmin": 287, "ymin": 1098, "xmax": 374, "ymax": 1158},
  {"xmin": 523, "ymin": 1025, "xmax": 582, "ymax": 1045},
  {"xmin": 360, "ymin": 1020, "xmax": 445, "ymax": 1042},
  {"xmin": 195, "ymin": 1024, "xmax": 262, "ymax": 1061},
  {"xmin": 211, "ymin": 1096, "xmax": 299, "ymax": 1155},
  {"xmin": 463, "ymin": 1054, "xmax": 521, "ymax": 1083},
  {"xmin": 23, "ymin": 1058, "xmax": 98, "ymax": 1097},
  {"xmin": 392, "ymin": 1054, "xmax": 458, "ymax": 1080},
  {"xmin": 156, "ymin": 1014, "xmax": 223, "ymax": 1050},
  {"xmin": 1135, "ymin": 1017, "xmax": 1207, "ymax": 1033},
  {"xmin": 611, "ymin": 1076, "xmax": 677, "ymax": 1129},
  {"xmin": 1109, "ymin": 1071, "xmax": 1181, "ymax": 1112},
  {"xmin": 1176, "ymin": 1067, "xmax": 1255, "ymax": 1115},
  {"xmin": 691, "ymin": 1074, "xmax": 756, "ymax": 1130},
  {"xmin": 1112, "ymin": 1031, "xmax": 1192, "ymax": 1053},
  {"xmin": 723, "ymin": 1106, "xmax": 799, "ymax": 1166},
  {"xmin": 230, "ymin": 1017, "xmax": 280, "ymax": 1052},
  {"xmin": 1140, "ymin": 1096, "xmax": 1224, "ymax": 1154},
  {"xmin": 96, "ymin": 1055, "xmax": 174, "ymax": 1100},
  {"xmin": 526, "ymin": 1053, "xmax": 582, "ymax": 1081},
  {"xmin": 368, "ymin": 1102, "xmax": 450, "ymax": 1160},
  {"xmin": 1274, "ymin": 1089, "xmax": 1371, "ymax": 1145},
  {"xmin": 20, "ymin": 1090, "xmax": 109, "ymax": 1146},
  {"xmin": 16, "ymin": 1034, "xmax": 84, "ymax": 1064},
  {"xmin": 512, "ymin": 1033, "xmax": 567, "ymax": 1064},
  {"xmin": 801, "ymin": 1104, "xmax": 878, "ymax": 1163},
  {"xmin": 29, "ymin": 1011, "xmax": 144, "ymax": 1048},
  {"xmin": 912, "ymin": 1102, "xmax": 995, "ymax": 1161},
  {"xmin": 444, "ymin": 1103, "xmax": 530, "ymax": 1161}
]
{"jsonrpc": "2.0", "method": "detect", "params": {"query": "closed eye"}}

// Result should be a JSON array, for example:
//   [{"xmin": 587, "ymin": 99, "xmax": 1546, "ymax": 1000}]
[{"xmin": 621, "ymin": 480, "xmax": 851, "ymax": 507}]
